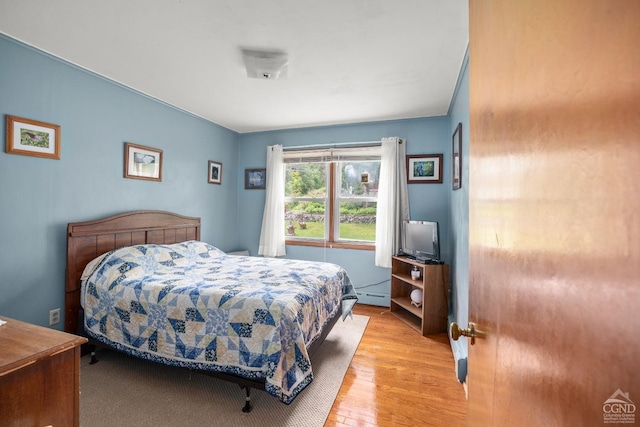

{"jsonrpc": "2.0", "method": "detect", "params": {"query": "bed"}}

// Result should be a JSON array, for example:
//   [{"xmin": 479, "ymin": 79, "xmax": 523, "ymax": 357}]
[{"xmin": 65, "ymin": 210, "xmax": 357, "ymax": 411}]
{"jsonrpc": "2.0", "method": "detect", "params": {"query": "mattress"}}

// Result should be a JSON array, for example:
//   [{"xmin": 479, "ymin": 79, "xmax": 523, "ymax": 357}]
[{"xmin": 80, "ymin": 240, "xmax": 357, "ymax": 403}]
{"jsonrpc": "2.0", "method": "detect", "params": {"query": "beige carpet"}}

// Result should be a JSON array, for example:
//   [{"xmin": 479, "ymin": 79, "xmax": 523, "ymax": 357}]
[{"xmin": 80, "ymin": 314, "xmax": 369, "ymax": 427}]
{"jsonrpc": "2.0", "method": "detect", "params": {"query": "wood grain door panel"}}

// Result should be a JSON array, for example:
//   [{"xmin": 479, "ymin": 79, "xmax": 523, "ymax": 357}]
[{"xmin": 468, "ymin": 1, "xmax": 640, "ymax": 425}]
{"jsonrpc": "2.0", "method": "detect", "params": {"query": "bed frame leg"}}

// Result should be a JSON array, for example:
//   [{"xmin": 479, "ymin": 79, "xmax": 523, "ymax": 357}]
[
  {"xmin": 241, "ymin": 386, "xmax": 253, "ymax": 413},
  {"xmin": 88, "ymin": 344, "xmax": 98, "ymax": 365}
]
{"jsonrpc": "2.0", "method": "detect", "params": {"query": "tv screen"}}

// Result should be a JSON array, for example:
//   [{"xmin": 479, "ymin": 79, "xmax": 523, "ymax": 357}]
[{"xmin": 400, "ymin": 220, "xmax": 440, "ymax": 262}]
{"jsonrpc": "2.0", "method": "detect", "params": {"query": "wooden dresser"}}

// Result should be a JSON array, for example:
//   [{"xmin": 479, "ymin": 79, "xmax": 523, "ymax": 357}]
[{"xmin": 0, "ymin": 317, "xmax": 87, "ymax": 427}]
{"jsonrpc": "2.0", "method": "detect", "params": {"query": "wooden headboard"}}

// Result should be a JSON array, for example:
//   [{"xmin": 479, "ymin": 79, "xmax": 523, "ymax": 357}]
[{"xmin": 65, "ymin": 210, "xmax": 201, "ymax": 333}]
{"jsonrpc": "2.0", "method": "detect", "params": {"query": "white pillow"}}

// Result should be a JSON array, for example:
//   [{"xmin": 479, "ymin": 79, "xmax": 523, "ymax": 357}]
[{"xmin": 80, "ymin": 253, "xmax": 108, "ymax": 280}]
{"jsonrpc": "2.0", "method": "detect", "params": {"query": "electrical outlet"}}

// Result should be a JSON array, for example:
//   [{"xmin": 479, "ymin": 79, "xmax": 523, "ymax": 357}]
[{"xmin": 49, "ymin": 308, "xmax": 61, "ymax": 326}]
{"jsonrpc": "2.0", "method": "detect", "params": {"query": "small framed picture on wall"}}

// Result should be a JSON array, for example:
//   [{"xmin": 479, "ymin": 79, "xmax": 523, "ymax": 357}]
[
  {"xmin": 5, "ymin": 115, "xmax": 61, "ymax": 160},
  {"xmin": 452, "ymin": 123, "xmax": 462, "ymax": 190},
  {"xmin": 244, "ymin": 168, "xmax": 266, "ymax": 189},
  {"xmin": 406, "ymin": 154, "xmax": 443, "ymax": 184},
  {"xmin": 124, "ymin": 142, "xmax": 163, "ymax": 182},
  {"xmin": 208, "ymin": 161, "xmax": 222, "ymax": 184}
]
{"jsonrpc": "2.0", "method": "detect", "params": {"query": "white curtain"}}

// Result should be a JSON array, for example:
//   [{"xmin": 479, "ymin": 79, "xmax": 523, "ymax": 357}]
[
  {"xmin": 375, "ymin": 137, "xmax": 410, "ymax": 268},
  {"xmin": 258, "ymin": 145, "xmax": 286, "ymax": 257}
]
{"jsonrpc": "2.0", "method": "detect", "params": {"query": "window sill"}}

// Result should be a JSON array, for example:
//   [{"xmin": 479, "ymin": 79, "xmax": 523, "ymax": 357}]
[{"xmin": 285, "ymin": 239, "xmax": 375, "ymax": 251}]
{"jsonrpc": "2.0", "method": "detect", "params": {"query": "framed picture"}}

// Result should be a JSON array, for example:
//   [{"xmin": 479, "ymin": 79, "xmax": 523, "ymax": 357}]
[
  {"xmin": 406, "ymin": 154, "xmax": 443, "ymax": 184},
  {"xmin": 124, "ymin": 142, "xmax": 162, "ymax": 182},
  {"xmin": 452, "ymin": 123, "xmax": 462, "ymax": 190},
  {"xmin": 208, "ymin": 160, "xmax": 222, "ymax": 184},
  {"xmin": 5, "ymin": 115, "xmax": 61, "ymax": 159},
  {"xmin": 245, "ymin": 168, "xmax": 266, "ymax": 189}
]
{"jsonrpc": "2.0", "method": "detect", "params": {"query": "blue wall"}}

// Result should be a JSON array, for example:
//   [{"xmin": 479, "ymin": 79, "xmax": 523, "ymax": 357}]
[
  {"xmin": 447, "ymin": 47, "xmax": 470, "ymax": 382},
  {"xmin": 0, "ymin": 35, "xmax": 240, "ymax": 328},
  {"xmin": 0, "ymin": 33, "xmax": 470, "ymax": 354},
  {"xmin": 237, "ymin": 118, "xmax": 452, "ymax": 306}
]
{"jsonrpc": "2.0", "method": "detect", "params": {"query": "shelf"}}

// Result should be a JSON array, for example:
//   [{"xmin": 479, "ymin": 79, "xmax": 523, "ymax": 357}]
[
  {"xmin": 390, "ymin": 256, "xmax": 449, "ymax": 336},
  {"xmin": 391, "ymin": 296, "xmax": 422, "ymax": 318},
  {"xmin": 391, "ymin": 273, "xmax": 424, "ymax": 289},
  {"xmin": 392, "ymin": 256, "xmax": 426, "ymax": 268},
  {"xmin": 390, "ymin": 309, "xmax": 421, "ymax": 333}
]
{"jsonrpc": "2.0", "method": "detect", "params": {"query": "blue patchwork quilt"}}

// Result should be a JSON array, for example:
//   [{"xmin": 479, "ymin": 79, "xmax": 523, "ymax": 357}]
[{"xmin": 81, "ymin": 241, "xmax": 357, "ymax": 404}]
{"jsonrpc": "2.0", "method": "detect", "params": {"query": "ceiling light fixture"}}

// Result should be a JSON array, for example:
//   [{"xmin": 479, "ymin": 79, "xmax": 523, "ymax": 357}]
[{"xmin": 241, "ymin": 49, "xmax": 289, "ymax": 80}]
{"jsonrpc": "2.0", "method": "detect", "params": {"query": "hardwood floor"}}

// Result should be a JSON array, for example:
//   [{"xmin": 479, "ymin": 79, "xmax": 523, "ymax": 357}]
[{"xmin": 325, "ymin": 304, "xmax": 467, "ymax": 427}]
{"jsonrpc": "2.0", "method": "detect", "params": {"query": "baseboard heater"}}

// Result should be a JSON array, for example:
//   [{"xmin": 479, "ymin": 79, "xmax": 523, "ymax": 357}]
[{"xmin": 363, "ymin": 292, "xmax": 387, "ymax": 298}]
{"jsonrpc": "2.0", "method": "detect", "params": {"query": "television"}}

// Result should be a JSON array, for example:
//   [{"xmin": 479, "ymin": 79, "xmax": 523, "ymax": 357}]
[{"xmin": 399, "ymin": 220, "xmax": 441, "ymax": 263}]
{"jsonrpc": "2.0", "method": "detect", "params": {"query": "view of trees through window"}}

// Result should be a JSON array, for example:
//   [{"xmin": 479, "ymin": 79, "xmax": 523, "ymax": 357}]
[{"xmin": 284, "ymin": 160, "xmax": 380, "ymax": 243}]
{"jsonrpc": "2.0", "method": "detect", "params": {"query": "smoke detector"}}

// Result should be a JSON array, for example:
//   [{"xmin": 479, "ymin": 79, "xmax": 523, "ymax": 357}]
[{"xmin": 241, "ymin": 49, "xmax": 289, "ymax": 80}]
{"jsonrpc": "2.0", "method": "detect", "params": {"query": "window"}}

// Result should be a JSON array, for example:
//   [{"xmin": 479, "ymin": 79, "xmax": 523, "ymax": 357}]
[{"xmin": 284, "ymin": 146, "xmax": 381, "ymax": 249}]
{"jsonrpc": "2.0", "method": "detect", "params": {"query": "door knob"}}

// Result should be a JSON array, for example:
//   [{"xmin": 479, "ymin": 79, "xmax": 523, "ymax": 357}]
[{"xmin": 450, "ymin": 322, "xmax": 480, "ymax": 345}]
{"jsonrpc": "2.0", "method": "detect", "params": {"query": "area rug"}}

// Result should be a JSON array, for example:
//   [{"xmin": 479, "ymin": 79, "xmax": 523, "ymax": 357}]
[{"xmin": 80, "ymin": 314, "xmax": 369, "ymax": 427}]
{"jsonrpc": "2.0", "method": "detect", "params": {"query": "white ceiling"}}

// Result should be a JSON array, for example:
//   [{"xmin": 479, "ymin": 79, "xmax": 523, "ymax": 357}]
[{"xmin": 0, "ymin": 0, "xmax": 468, "ymax": 134}]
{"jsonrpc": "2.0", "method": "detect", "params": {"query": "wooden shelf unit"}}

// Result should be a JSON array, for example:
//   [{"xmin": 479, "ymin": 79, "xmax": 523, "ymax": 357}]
[{"xmin": 390, "ymin": 256, "xmax": 449, "ymax": 336}]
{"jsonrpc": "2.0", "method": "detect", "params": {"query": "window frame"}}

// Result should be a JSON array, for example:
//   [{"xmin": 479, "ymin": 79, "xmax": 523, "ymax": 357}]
[{"xmin": 284, "ymin": 148, "xmax": 380, "ymax": 251}]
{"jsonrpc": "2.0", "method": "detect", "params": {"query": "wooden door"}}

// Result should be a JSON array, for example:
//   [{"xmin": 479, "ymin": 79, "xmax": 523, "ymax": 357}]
[{"xmin": 468, "ymin": 1, "xmax": 640, "ymax": 425}]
